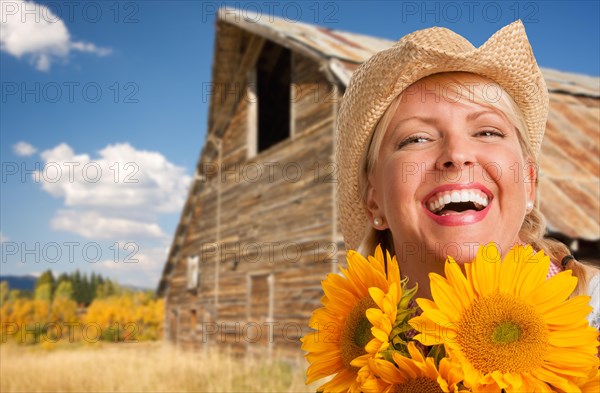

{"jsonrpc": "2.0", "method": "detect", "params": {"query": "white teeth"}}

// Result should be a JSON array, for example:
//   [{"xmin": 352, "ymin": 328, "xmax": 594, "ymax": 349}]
[
  {"xmin": 427, "ymin": 189, "xmax": 490, "ymax": 213},
  {"xmin": 460, "ymin": 190, "xmax": 470, "ymax": 202}
]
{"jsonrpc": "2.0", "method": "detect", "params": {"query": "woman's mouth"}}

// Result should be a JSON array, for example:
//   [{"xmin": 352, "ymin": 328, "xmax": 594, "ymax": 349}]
[
  {"xmin": 426, "ymin": 189, "xmax": 489, "ymax": 216},
  {"xmin": 422, "ymin": 184, "xmax": 492, "ymax": 225}
]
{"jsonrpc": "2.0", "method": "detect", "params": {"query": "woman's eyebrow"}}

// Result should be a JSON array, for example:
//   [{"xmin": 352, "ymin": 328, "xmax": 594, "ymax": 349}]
[
  {"xmin": 388, "ymin": 115, "xmax": 438, "ymax": 135},
  {"xmin": 466, "ymin": 110, "xmax": 503, "ymax": 121}
]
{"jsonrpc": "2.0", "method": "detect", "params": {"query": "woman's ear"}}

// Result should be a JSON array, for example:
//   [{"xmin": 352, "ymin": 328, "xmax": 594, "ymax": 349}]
[
  {"xmin": 525, "ymin": 157, "xmax": 538, "ymax": 207},
  {"xmin": 366, "ymin": 176, "xmax": 388, "ymax": 230}
]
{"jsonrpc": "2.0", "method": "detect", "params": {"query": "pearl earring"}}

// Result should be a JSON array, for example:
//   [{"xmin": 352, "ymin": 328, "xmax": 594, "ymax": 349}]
[
  {"xmin": 373, "ymin": 217, "xmax": 382, "ymax": 226},
  {"xmin": 526, "ymin": 201, "xmax": 534, "ymax": 211}
]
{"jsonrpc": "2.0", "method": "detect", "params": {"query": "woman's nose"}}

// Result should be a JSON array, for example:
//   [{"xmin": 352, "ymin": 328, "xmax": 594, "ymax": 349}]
[{"xmin": 435, "ymin": 135, "xmax": 475, "ymax": 170}]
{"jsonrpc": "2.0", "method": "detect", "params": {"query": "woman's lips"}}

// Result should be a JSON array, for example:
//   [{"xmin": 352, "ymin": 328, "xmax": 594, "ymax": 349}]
[{"xmin": 422, "ymin": 183, "xmax": 493, "ymax": 226}]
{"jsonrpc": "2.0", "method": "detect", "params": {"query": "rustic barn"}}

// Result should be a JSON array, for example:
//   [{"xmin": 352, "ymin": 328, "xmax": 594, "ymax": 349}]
[{"xmin": 157, "ymin": 8, "xmax": 600, "ymax": 356}]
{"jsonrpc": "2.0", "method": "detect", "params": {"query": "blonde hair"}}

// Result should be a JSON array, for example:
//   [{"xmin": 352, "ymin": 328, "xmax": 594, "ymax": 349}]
[{"xmin": 357, "ymin": 72, "xmax": 597, "ymax": 296}]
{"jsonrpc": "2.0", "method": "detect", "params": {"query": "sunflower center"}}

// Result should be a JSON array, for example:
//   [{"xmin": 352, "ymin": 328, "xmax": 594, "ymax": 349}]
[
  {"xmin": 390, "ymin": 377, "xmax": 444, "ymax": 393},
  {"xmin": 457, "ymin": 291, "xmax": 549, "ymax": 373},
  {"xmin": 339, "ymin": 295, "xmax": 376, "ymax": 368},
  {"xmin": 492, "ymin": 321, "xmax": 521, "ymax": 344}
]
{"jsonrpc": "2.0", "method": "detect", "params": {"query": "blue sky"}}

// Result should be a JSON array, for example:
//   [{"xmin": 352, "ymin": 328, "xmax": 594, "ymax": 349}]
[{"xmin": 1, "ymin": 0, "xmax": 599, "ymax": 288}]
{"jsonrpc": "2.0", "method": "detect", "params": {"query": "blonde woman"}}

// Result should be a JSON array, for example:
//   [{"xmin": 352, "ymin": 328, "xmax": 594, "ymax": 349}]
[{"xmin": 336, "ymin": 21, "xmax": 599, "ymax": 327}]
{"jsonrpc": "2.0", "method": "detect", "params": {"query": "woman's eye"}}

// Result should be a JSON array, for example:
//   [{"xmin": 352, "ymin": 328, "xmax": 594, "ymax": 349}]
[
  {"xmin": 398, "ymin": 135, "xmax": 430, "ymax": 149},
  {"xmin": 475, "ymin": 129, "xmax": 505, "ymax": 138}
]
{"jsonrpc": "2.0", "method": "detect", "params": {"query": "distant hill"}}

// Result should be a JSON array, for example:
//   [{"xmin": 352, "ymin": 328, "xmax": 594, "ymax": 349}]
[
  {"xmin": 122, "ymin": 284, "xmax": 152, "ymax": 292},
  {"xmin": 0, "ymin": 274, "xmax": 151, "ymax": 293},
  {"xmin": 0, "ymin": 275, "xmax": 37, "ymax": 291}
]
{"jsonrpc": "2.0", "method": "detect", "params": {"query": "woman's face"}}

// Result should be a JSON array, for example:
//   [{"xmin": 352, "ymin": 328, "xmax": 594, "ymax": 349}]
[{"xmin": 367, "ymin": 76, "xmax": 536, "ymax": 264}]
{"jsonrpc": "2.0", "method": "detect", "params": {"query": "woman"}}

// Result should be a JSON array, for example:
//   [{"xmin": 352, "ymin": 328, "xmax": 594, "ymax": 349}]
[
  {"xmin": 302, "ymin": 20, "xmax": 598, "ymax": 393},
  {"xmin": 335, "ymin": 21, "xmax": 599, "ymax": 323}
]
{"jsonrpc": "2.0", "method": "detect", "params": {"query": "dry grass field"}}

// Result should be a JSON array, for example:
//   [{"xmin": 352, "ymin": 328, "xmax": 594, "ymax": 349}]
[{"xmin": 0, "ymin": 342, "xmax": 317, "ymax": 392}]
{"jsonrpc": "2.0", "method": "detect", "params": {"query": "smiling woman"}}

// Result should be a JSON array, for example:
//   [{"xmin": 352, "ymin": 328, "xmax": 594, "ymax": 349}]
[
  {"xmin": 337, "ymin": 21, "xmax": 599, "ymax": 300},
  {"xmin": 307, "ymin": 19, "xmax": 600, "ymax": 392}
]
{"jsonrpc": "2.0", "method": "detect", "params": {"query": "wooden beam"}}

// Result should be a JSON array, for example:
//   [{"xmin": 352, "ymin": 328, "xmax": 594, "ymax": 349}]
[{"xmin": 211, "ymin": 34, "xmax": 265, "ymax": 138}]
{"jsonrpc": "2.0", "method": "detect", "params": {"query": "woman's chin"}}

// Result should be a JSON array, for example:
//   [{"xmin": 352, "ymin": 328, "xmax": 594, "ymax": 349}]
[{"xmin": 427, "ymin": 240, "xmax": 482, "ymax": 265}]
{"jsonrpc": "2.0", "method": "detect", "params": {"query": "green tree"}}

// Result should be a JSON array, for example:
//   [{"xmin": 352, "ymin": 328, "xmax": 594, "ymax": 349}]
[
  {"xmin": 90, "ymin": 272, "xmax": 99, "ymax": 301},
  {"xmin": 8, "ymin": 289, "xmax": 22, "ymax": 301},
  {"xmin": 0, "ymin": 281, "xmax": 9, "ymax": 306},
  {"xmin": 35, "ymin": 270, "xmax": 55, "ymax": 299},
  {"xmin": 72, "ymin": 270, "xmax": 83, "ymax": 305},
  {"xmin": 96, "ymin": 279, "xmax": 122, "ymax": 299},
  {"xmin": 54, "ymin": 280, "xmax": 74, "ymax": 300},
  {"xmin": 34, "ymin": 283, "xmax": 53, "ymax": 302},
  {"xmin": 82, "ymin": 273, "xmax": 93, "ymax": 305},
  {"xmin": 56, "ymin": 272, "xmax": 70, "ymax": 286}
]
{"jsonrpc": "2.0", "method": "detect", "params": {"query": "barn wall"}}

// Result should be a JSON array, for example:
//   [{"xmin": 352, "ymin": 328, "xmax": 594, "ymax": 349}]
[
  {"xmin": 164, "ymin": 43, "xmax": 343, "ymax": 356},
  {"xmin": 214, "ymin": 50, "xmax": 340, "ymax": 356}
]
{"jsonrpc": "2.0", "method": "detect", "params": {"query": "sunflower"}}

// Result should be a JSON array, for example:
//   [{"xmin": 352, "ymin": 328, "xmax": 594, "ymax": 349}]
[
  {"xmin": 361, "ymin": 341, "xmax": 467, "ymax": 393},
  {"xmin": 409, "ymin": 243, "xmax": 599, "ymax": 392},
  {"xmin": 353, "ymin": 272, "xmax": 421, "ymax": 390},
  {"xmin": 301, "ymin": 245, "xmax": 401, "ymax": 392}
]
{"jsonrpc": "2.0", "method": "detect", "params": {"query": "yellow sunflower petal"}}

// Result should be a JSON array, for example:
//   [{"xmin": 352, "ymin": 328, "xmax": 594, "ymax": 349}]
[
  {"xmin": 415, "ymin": 297, "xmax": 439, "ymax": 313},
  {"xmin": 317, "ymin": 368, "xmax": 359, "ymax": 393},
  {"xmin": 364, "ymin": 337, "xmax": 382, "ymax": 354},
  {"xmin": 371, "ymin": 244, "xmax": 385, "ymax": 270},
  {"xmin": 409, "ymin": 316, "xmax": 446, "ymax": 346},
  {"xmin": 549, "ymin": 326, "xmax": 598, "ymax": 346},
  {"xmin": 369, "ymin": 357, "xmax": 405, "ymax": 384},
  {"xmin": 406, "ymin": 341, "xmax": 425, "ymax": 363},
  {"xmin": 444, "ymin": 257, "xmax": 474, "ymax": 307},
  {"xmin": 488, "ymin": 370, "xmax": 511, "ymax": 390},
  {"xmin": 529, "ymin": 271, "xmax": 578, "ymax": 312},
  {"xmin": 430, "ymin": 272, "xmax": 465, "ymax": 317},
  {"xmin": 368, "ymin": 287, "xmax": 385, "ymax": 309},
  {"xmin": 391, "ymin": 353, "xmax": 420, "ymax": 380},
  {"xmin": 579, "ymin": 370, "xmax": 600, "ymax": 393},
  {"xmin": 544, "ymin": 295, "xmax": 593, "ymax": 326},
  {"xmin": 382, "ymin": 282, "xmax": 400, "ymax": 316},
  {"xmin": 471, "ymin": 242, "xmax": 501, "ymax": 296},
  {"xmin": 511, "ymin": 247, "xmax": 549, "ymax": 298},
  {"xmin": 497, "ymin": 244, "xmax": 526, "ymax": 296},
  {"xmin": 543, "ymin": 361, "xmax": 596, "ymax": 377},
  {"xmin": 386, "ymin": 251, "xmax": 400, "ymax": 279},
  {"xmin": 529, "ymin": 367, "xmax": 579, "ymax": 393}
]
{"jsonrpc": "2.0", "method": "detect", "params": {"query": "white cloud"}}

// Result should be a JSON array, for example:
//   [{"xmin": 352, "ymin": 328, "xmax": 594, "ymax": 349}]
[
  {"xmin": 32, "ymin": 142, "xmax": 190, "ymax": 288},
  {"xmin": 0, "ymin": 231, "xmax": 8, "ymax": 243},
  {"xmin": 51, "ymin": 210, "xmax": 168, "ymax": 241},
  {"xmin": 12, "ymin": 141, "xmax": 37, "ymax": 156},
  {"xmin": 0, "ymin": 0, "xmax": 111, "ymax": 71},
  {"xmin": 98, "ymin": 246, "xmax": 169, "ymax": 288},
  {"xmin": 70, "ymin": 41, "xmax": 111, "ymax": 56},
  {"xmin": 38, "ymin": 143, "xmax": 191, "ymax": 215},
  {"xmin": 38, "ymin": 142, "xmax": 190, "ymax": 242}
]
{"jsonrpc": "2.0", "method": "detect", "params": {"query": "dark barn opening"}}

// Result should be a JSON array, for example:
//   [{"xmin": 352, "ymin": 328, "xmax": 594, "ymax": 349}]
[{"xmin": 256, "ymin": 40, "xmax": 291, "ymax": 152}]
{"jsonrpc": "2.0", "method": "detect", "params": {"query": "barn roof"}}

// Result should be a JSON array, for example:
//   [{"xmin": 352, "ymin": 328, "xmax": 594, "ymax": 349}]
[
  {"xmin": 218, "ymin": 7, "xmax": 599, "ymax": 241},
  {"xmin": 157, "ymin": 9, "xmax": 599, "ymax": 296}
]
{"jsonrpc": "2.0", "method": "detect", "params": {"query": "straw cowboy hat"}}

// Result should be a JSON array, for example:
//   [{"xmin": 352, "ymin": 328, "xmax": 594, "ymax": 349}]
[{"xmin": 336, "ymin": 20, "xmax": 548, "ymax": 251}]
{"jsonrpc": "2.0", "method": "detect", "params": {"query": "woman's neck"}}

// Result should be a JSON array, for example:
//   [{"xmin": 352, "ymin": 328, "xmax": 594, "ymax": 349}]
[{"xmin": 397, "ymin": 253, "xmax": 446, "ymax": 300}]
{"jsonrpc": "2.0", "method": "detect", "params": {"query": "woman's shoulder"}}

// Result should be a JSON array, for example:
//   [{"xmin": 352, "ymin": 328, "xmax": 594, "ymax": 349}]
[{"xmin": 587, "ymin": 273, "xmax": 600, "ymax": 329}]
